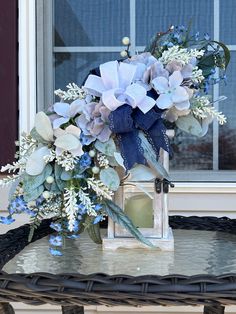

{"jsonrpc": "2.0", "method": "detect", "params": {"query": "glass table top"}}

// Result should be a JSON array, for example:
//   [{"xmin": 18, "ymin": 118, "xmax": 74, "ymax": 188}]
[{"xmin": 3, "ymin": 229, "xmax": 236, "ymax": 276}]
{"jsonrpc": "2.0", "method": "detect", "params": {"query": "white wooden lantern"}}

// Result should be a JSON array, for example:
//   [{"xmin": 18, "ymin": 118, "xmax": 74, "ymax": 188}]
[{"xmin": 103, "ymin": 130, "xmax": 174, "ymax": 251}]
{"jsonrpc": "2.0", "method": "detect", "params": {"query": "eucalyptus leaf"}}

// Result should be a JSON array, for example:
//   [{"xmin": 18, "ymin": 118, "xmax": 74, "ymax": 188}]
[
  {"xmin": 104, "ymin": 200, "xmax": 154, "ymax": 248},
  {"xmin": 129, "ymin": 165, "xmax": 156, "ymax": 181},
  {"xmin": 55, "ymin": 134, "xmax": 80, "ymax": 151},
  {"xmin": 95, "ymin": 138, "xmax": 116, "ymax": 156},
  {"xmin": 176, "ymin": 114, "xmax": 203, "ymax": 137},
  {"xmin": 100, "ymin": 167, "xmax": 120, "ymax": 191},
  {"xmin": 107, "ymin": 156, "xmax": 119, "ymax": 167},
  {"xmin": 24, "ymin": 185, "xmax": 44, "ymax": 202},
  {"xmin": 60, "ymin": 170, "xmax": 73, "ymax": 181},
  {"xmin": 54, "ymin": 164, "xmax": 66, "ymax": 191},
  {"xmin": 30, "ymin": 128, "xmax": 49, "ymax": 145},
  {"xmin": 114, "ymin": 152, "xmax": 125, "ymax": 168},
  {"xmin": 8, "ymin": 178, "xmax": 21, "ymax": 201},
  {"xmin": 23, "ymin": 164, "xmax": 52, "ymax": 193},
  {"xmin": 26, "ymin": 146, "xmax": 50, "ymax": 176},
  {"xmin": 138, "ymin": 132, "xmax": 170, "ymax": 180},
  {"xmin": 44, "ymin": 181, "xmax": 61, "ymax": 194},
  {"xmin": 35, "ymin": 112, "xmax": 54, "ymax": 142}
]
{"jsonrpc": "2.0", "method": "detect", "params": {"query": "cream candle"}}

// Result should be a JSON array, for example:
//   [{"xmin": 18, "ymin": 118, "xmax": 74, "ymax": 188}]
[{"xmin": 124, "ymin": 194, "xmax": 153, "ymax": 228}]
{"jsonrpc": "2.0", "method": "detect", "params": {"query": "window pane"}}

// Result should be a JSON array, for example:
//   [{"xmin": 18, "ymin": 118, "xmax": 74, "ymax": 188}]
[
  {"xmin": 54, "ymin": 52, "xmax": 120, "ymax": 91},
  {"xmin": 54, "ymin": 0, "xmax": 129, "ymax": 47},
  {"xmin": 170, "ymin": 126, "xmax": 213, "ymax": 171},
  {"xmin": 219, "ymin": 52, "xmax": 236, "ymax": 170},
  {"xmin": 220, "ymin": 0, "xmax": 236, "ymax": 45},
  {"xmin": 136, "ymin": 0, "xmax": 214, "ymax": 46}
]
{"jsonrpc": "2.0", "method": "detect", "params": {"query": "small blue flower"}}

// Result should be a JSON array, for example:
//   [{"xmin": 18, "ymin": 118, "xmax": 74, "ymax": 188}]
[
  {"xmin": 49, "ymin": 248, "xmax": 63, "ymax": 256},
  {"xmin": 0, "ymin": 216, "xmax": 15, "ymax": 225},
  {"xmin": 72, "ymin": 220, "xmax": 79, "ymax": 232},
  {"xmin": 204, "ymin": 33, "xmax": 210, "ymax": 40},
  {"xmin": 50, "ymin": 222, "xmax": 62, "ymax": 232},
  {"xmin": 93, "ymin": 215, "xmax": 103, "ymax": 224},
  {"xmin": 78, "ymin": 203, "xmax": 87, "ymax": 214},
  {"xmin": 94, "ymin": 204, "xmax": 102, "ymax": 211},
  {"xmin": 167, "ymin": 42, "xmax": 174, "ymax": 47},
  {"xmin": 195, "ymin": 32, "xmax": 200, "ymax": 41},
  {"xmin": 79, "ymin": 152, "xmax": 91, "ymax": 168},
  {"xmin": 9, "ymin": 196, "xmax": 28, "ymax": 214},
  {"xmin": 177, "ymin": 25, "xmax": 185, "ymax": 32},
  {"xmin": 80, "ymin": 133, "xmax": 94, "ymax": 146},
  {"xmin": 49, "ymin": 235, "xmax": 63, "ymax": 246}
]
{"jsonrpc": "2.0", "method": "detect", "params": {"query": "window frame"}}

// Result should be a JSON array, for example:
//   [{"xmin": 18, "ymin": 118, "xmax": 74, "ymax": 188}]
[{"xmin": 20, "ymin": 0, "xmax": 236, "ymax": 189}]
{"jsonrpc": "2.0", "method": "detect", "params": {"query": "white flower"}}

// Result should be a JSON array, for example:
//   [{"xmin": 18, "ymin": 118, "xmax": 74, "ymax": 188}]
[
  {"xmin": 54, "ymin": 125, "xmax": 83, "ymax": 157},
  {"xmin": 84, "ymin": 60, "xmax": 156, "ymax": 114},
  {"xmin": 152, "ymin": 71, "xmax": 191, "ymax": 110},
  {"xmin": 52, "ymin": 99, "xmax": 85, "ymax": 129}
]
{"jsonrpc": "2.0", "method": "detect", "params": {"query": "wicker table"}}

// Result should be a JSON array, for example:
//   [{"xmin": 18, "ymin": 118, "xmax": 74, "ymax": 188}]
[{"xmin": 1, "ymin": 216, "xmax": 236, "ymax": 314}]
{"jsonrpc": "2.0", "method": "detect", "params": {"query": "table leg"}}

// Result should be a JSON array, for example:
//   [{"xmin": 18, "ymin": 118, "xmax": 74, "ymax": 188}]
[
  {"xmin": 62, "ymin": 306, "xmax": 84, "ymax": 314},
  {"xmin": 0, "ymin": 303, "xmax": 15, "ymax": 314},
  {"xmin": 204, "ymin": 305, "xmax": 225, "ymax": 314}
]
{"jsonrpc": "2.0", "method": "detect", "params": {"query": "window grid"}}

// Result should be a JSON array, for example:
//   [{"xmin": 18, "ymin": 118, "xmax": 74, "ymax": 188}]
[{"xmin": 47, "ymin": 0, "xmax": 235, "ymax": 180}]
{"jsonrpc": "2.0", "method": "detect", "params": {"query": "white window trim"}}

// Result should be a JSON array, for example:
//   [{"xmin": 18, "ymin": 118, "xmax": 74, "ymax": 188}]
[
  {"xmin": 18, "ymin": 0, "xmax": 37, "ymax": 133},
  {"xmin": 17, "ymin": 0, "xmax": 236, "ymax": 200}
]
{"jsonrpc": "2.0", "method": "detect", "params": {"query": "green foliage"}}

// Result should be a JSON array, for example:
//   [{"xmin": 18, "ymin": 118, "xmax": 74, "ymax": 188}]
[
  {"xmin": 95, "ymin": 138, "xmax": 116, "ymax": 156},
  {"xmin": 24, "ymin": 185, "xmax": 44, "ymax": 202},
  {"xmin": 28, "ymin": 210, "xmax": 45, "ymax": 242},
  {"xmin": 138, "ymin": 132, "xmax": 170, "ymax": 180},
  {"xmin": 104, "ymin": 200, "xmax": 154, "ymax": 248},
  {"xmin": 23, "ymin": 164, "xmax": 52, "ymax": 192},
  {"xmin": 100, "ymin": 167, "xmax": 120, "ymax": 191},
  {"xmin": 87, "ymin": 222, "xmax": 102, "ymax": 244},
  {"xmin": 60, "ymin": 170, "xmax": 73, "ymax": 181},
  {"xmin": 30, "ymin": 128, "xmax": 49, "ymax": 145},
  {"xmin": 176, "ymin": 114, "xmax": 203, "ymax": 137},
  {"xmin": 54, "ymin": 164, "xmax": 66, "ymax": 191},
  {"xmin": 129, "ymin": 164, "xmax": 156, "ymax": 181}
]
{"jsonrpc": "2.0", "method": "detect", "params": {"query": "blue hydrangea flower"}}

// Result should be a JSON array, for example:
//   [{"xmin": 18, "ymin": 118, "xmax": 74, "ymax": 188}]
[
  {"xmin": 49, "ymin": 235, "xmax": 63, "ymax": 246},
  {"xmin": 9, "ymin": 196, "xmax": 28, "ymax": 215},
  {"xmin": 79, "ymin": 152, "xmax": 91, "ymax": 168},
  {"xmin": 50, "ymin": 222, "xmax": 62, "ymax": 232},
  {"xmin": 80, "ymin": 133, "xmax": 94, "ymax": 146},
  {"xmin": 49, "ymin": 248, "xmax": 63, "ymax": 256},
  {"xmin": 0, "ymin": 216, "xmax": 15, "ymax": 224}
]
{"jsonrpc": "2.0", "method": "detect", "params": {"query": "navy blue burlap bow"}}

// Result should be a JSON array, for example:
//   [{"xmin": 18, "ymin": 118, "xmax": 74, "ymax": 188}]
[{"xmin": 109, "ymin": 104, "xmax": 171, "ymax": 170}]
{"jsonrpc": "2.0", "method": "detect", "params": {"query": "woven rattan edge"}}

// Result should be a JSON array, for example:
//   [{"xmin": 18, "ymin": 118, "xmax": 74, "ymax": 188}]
[{"xmin": 0, "ymin": 216, "xmax": 236, "ymax": 307}]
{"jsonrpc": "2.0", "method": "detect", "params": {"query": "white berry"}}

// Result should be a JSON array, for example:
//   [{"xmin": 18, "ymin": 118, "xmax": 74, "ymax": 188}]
[
  {"xmin": 42, "ymin": 191, "xmax": 51, "ymax": 199},
  {"xmin": 92, "ymin": 166, "xmax": 100, "ymax": 174},
  {"xmin": 122, "ymin": 36, "xmax": 130, "ymax": 45},
  {"xmin": 120, "ymin": 50, "xmax": 128, "ymax": 58},
  {"xmin": 89, "ymin": 150, "xmax": 96, "ymax": 157},
  {"xmin": 46, "ymin": 176, "xmax": 54, "ymax": 184}
]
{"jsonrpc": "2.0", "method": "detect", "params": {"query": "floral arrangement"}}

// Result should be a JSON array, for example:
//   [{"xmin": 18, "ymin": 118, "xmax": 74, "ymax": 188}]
[{"xmin": 0, "ymin": 25, "xmax": 230, "ymax": 255}]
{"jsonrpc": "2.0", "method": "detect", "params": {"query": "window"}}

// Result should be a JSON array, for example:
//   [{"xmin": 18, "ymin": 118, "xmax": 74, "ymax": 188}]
[{"xmin": 36, "ymin": 0, "xmax": 236, "ymax": 181}]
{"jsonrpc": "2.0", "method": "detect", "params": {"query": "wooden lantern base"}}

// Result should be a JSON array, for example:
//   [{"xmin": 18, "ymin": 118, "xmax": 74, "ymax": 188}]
[{"xmin": 102, "ymin": 227, "xmax": 174, "ymax": 251}]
